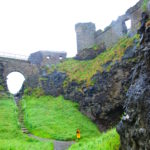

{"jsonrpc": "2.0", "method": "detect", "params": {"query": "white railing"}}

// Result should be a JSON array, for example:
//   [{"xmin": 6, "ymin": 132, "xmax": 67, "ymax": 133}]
[{"xmin": 0, "ymin": 52, "xmax": 28, "ymax": 61}]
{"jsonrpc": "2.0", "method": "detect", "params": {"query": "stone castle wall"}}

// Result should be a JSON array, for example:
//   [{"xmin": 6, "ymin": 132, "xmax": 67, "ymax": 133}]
[
  {"xmin": 75, "ymin": 23, "xmax": 96, "ymax": 51},
  {"xmin": 28, "ymin": 51, "xmax": 67, "ymax": 67},
  {"xmin": 75, "ymin": 0, "xmax": 144, "ymax": 52}
]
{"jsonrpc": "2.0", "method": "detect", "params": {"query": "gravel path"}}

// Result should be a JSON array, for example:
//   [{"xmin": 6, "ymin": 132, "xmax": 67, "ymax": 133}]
[
  {"xmin": 28, "ymin": 134, "xmax": 75, "ymax": 150},
  {"xmin": 14, "ymin": 96, "xmax": 75, "ymax": 150}
]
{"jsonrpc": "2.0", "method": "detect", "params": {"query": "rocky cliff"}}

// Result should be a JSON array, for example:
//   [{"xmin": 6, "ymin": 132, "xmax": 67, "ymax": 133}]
[
  {"xmin": 117, "ymin": 25, "xmax": 150, "ymax": 150},
  {"xmin": 27, "ymin": 35, "xmax": 139, "ymax": 131}
]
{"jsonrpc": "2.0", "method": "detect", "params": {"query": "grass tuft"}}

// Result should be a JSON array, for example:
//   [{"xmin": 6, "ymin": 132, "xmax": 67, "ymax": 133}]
[{"xmin": 69, "ymin": 128, "xmax": 120, "ymax": 150}]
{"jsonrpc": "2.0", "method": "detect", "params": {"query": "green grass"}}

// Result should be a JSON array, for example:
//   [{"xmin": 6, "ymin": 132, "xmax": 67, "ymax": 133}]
[
  {"xmin": 22, "ymin": 95, "xmax": 100, "ymax": 141},
  {"xmin": 0, "ymin": 98, "xmax": 53, "ymax": 150},
  {"xmin": 142, "ymin": 0, "xmax": 149, "ymax": 11},
  {"xmin": 69, "ymin": 128, "xmax": 120, "ymax": 150},
  {"xmin": 50, "ymin": 35, "xmax": 138, "ymax": 86},
  {"xmin": 0, "ymin": 97, "xmax": 120, "ymax": 150}
]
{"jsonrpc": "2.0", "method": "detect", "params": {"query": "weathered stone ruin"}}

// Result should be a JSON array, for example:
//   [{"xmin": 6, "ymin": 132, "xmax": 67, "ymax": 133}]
[{"xmin": 75, "ymin": 0, "xmax": 143, "ymax": 52}]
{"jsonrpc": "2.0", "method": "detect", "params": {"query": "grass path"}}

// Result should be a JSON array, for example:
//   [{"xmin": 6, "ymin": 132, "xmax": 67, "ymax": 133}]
[
  {"xmin": 1, "ymin": 95, "xmax": 120, "ymax": 150},
  {"xmin": 0, "ymin": 97, "xmax": 53, "ymax": 150},
  {"xmin": 15, "ymin": 96, "xmax": 75, "ymax": 150},
  {"xmin": 22, "ymin": 95, "xmax": 101, "ymax": 141},
  {"xmin": 20, "ymin": 95, "xmax": 120, "ymax": 150}
]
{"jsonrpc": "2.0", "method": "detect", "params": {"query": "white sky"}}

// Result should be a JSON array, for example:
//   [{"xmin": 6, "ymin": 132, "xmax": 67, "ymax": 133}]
[{"xmin": 0, "ymin": 0, "xmax": 139, "ymax": 58}]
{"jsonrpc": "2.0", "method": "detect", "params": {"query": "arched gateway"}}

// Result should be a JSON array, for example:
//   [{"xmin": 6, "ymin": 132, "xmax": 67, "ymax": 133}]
[{"xmin": 0, "ymin": 51, "xmax": 66, "ymax": 94}]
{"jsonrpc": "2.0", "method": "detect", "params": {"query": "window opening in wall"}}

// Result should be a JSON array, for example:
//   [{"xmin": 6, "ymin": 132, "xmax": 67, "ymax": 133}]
[
  {"xmin": 46, "ymin": 56, "xmax": 50, "ymax": 59},
  {"xmin": 125, "ymin": 19, "xmax": 131, "ymax": 30},
  {"xmin": 59, "ymin": 56, "xmax": 63, "ymax": 60},
  {"xmin": 7, "ymin": 72, "xmax": 25, "ymax": 94}
]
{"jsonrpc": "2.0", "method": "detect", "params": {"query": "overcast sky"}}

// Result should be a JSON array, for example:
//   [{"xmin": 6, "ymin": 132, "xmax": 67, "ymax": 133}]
[{"xmin": 0, "ymin": 0, "xmax": 139, "ymax": 58}]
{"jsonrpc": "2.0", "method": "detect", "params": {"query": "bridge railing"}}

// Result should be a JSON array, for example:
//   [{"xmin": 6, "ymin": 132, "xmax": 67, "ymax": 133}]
[{"xmin": 0, "ymin": 52, "xmax": 28, "ymax": 61}]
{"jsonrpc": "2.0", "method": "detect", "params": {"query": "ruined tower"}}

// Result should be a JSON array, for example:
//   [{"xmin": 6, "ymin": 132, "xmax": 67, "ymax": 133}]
[{"xmin": 75, "ymin": 22, "xmax": 96, "ymax": 52}]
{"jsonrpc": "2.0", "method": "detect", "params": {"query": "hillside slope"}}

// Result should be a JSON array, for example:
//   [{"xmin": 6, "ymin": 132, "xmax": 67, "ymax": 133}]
[{"xmin": 25, "ymin": 34, "xmax": 139, "ymax": 131}]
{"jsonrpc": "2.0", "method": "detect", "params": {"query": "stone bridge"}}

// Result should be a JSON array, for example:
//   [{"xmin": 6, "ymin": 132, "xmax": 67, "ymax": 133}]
[
  {"xmin": 0, "ymin": 57, "xmax": 38, "ymax": 81},
  {"xmin": 0, "ymin": 51, "xmax": 66, "ymax": 93}
]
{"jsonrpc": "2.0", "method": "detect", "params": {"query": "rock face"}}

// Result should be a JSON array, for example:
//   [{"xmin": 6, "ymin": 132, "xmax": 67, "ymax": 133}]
[
  {"xmin": 30, "ymin": 36, "xmax": 139, "ymax": 131},
  {"xmin": 40, "ymin": 71, "xmax": 66, "ymax": 96},
  {"xmin": 117, "ymin": 28, "xmax": 150, "ymax": 149},
  {"xmin": 74, "ymin": 45, "xmax": 106, "ymax": 60},
  {"xmin": 63, "ymin": 60, "xmax": 136, "ymax": 130},
  {"xmin": 38, "ymin": 51, "xmax": 137, "ymax": 130}
]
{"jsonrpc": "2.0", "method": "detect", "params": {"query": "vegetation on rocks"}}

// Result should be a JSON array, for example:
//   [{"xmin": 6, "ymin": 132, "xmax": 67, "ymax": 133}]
[
  {"xmin": 24, "ymin": 87, "xmax": 44, "ymax": 98},
  {"xmin": 52, "ymin": 35, "xmax": 139, "ymax": 86}
]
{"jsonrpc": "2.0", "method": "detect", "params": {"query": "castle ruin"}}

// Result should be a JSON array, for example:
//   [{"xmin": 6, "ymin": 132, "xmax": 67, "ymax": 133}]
[{"xmin": 75, "ymin": 0, "xmax": 144, "ymax": 52}]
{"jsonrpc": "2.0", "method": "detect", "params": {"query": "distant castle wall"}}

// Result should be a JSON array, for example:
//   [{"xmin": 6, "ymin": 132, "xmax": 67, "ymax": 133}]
[
  {"xmin": 28, "ymin": 51, "xmax": 67, "ymax": 67},
  {"xmin": 75, "ymin": 0, "xmax": 144, "ymax": 52}
]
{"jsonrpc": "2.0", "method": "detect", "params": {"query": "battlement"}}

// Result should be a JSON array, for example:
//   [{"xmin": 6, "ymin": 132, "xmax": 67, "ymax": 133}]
[{"xmin": 75, "ymin": 0, "xmax": 145, "ymax": 52}]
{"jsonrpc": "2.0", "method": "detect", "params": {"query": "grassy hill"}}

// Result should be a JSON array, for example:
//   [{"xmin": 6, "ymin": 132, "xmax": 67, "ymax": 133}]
[
  {"xmin": 49, "ymin": 35, "xmax": 139, "ymax": 86},
  {"xmin": 69, "ymin": 129, "xmax": 120, "ymax": 150},
  {"xmin": 21, "ymin": 95, "xmax": 120, "ymax": 149},
  {"xmin": 22, "ymin": 95, "xmax": 101, "ymax": 140},
  {"xmin": 0, "ymin": 97, "xmax": 53, "ymax": 150},
  {"xmin": 0, "ymin": 95, "xmax": 120, "ymax": 150}
]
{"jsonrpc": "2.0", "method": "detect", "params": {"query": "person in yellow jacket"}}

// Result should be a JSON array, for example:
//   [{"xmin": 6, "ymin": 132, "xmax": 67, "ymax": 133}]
[{"xmin": 76, "ymin": 129, "xmax": 80, "ymax": 140}]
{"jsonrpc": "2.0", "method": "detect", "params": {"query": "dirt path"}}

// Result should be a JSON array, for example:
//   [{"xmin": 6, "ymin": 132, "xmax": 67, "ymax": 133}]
[
  {"xmin": 14, "ymin": 96, "xmax": 75, "ymax": 150},
  {"xmin": 28, "ymin": 134, "xmax": 75, "ymax": 150}
]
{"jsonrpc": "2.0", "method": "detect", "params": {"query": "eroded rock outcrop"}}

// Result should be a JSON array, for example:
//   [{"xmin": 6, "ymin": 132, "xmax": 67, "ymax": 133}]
[
  {"xmin": 37, "ymin": 44, "xmax": 138, "ymax": 130},
  {"xmin": 117, "ymin": 26, "xmax": 150, "ymax": 150},
  {"xmin": 74, "ymin": 45, "xmax": 106, "ymax": 60},
  {"xmin": 63, "ymin": 59, "xmax": 137, "ymax": 130},
  {"xmin": 40, "ymin": 71, "xmax": 66, "ymax": 96}
]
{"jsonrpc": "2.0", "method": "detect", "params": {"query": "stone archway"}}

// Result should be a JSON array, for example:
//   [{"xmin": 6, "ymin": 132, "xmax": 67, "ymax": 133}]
[{"xmin": 6, "ymin": 72, "xmax": 25, "ymax": 94}]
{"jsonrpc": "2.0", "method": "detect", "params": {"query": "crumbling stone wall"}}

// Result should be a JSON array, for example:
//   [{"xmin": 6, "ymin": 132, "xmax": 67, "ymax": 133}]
[
  {"xmin": 75, "ymin": 0, "xmax": 144, "ymax": 51},
  {"xmin": 95, "ymin": 18, "xmax": 126, "ymax": 49},
  {"xmin": 28, "ymin": 51, "xmax": 67, "ymax": 67}
]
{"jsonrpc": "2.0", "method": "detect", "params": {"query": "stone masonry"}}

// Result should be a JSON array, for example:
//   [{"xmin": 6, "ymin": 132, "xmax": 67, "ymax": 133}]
[
  {"xmin": 28, "ymin": 51, "xmax": 66, "ymax": 67},
  {"xmin": 75, "ymin": 0, "xmax": 144, "ymax": 52},
  {"xmin": 75, "ymin": 23, "xmax": 96, "ymax": 52},
  {"xmin": 0, "ymin": 50, "xmax": 67, "ymax": 93}
]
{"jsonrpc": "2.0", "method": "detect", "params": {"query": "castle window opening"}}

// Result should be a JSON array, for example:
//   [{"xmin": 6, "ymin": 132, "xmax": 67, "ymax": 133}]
[
  {"xmin": 46, "ymin": 56, "xmax": 50, "ymax": 59},
  {"xmin": 59, "ymin": 56, "xmax": 63, "ymax": 60},
  {"xmin": 125, "ymin": 19, "xmax": 131, "ymax": 30}
]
